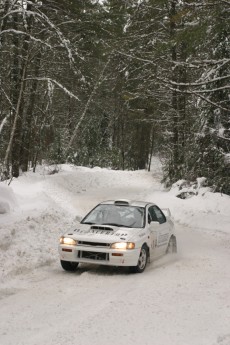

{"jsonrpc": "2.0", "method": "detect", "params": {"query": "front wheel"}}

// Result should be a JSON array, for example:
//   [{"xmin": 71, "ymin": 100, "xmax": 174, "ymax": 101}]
[
  {"xmin": 130, "ymin": 245, "xmax": 148, "ymax": 273},
  {"xmin": 60, "ymin": 260, "xmax": 79, "ymax": 272},
  {"xmin": 166, "ymin": 236, "xmax": 177, "ymax": 254}
]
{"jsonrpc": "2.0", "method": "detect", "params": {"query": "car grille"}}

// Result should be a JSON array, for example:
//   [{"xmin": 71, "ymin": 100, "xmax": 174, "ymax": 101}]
[
  {"xmin": 78, "ymin": 241, "xmax": 110, "ymax": 247},
  {"xmin": 78, "ymin": 251, "xmax": 109, "ymax": 261}
]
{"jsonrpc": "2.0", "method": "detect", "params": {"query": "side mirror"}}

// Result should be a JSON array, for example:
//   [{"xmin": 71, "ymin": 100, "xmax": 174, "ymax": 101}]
[{"xmin": 149, "ymin": 221, "xmax": 160, "ymax": 230}]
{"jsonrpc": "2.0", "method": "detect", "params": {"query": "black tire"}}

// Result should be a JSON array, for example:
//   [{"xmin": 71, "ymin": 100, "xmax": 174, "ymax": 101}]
[
  {"xmin": 130, "ymin": 244, "xmax": 148, "ymax": 273},
  {"xmin": 60, "ymin": 260, "xmax": 79, "ymax": 272},
  {"xmin": 166, "ymin": 236, "xmax": 177, "ymax": 254}
]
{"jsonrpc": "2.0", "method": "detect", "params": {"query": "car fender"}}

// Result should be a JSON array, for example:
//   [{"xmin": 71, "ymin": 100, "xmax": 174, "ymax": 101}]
[{"xmin": 131, "ymin": 232, "xmax": 149, "ymax": 250}]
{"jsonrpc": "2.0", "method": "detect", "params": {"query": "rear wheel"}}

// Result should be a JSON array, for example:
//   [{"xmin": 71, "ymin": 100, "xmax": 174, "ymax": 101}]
[
  {"xmin": 166, "ymin": 236, "xmax": 177, "ymax": 254},
  {"xmin": 130, "ymin": 245, "xmax": 148, "ymax": 273},
  {"xmin": 60, "ymin": 260, "xmax": 79, "ymax": 272}
]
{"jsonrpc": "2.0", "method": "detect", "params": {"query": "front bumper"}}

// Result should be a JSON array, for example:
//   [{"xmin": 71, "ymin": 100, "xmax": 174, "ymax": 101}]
[{"xmin": 58, "ymin": 244, "xmax": 140, "ymax": 267}]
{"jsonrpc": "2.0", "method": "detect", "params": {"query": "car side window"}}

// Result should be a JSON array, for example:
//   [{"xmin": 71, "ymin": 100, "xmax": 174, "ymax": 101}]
[
  {"xmin": 148, "ymin": 206, "xmax": 158, "ymax": 223},
  {"xmin": 148, "ymin": 212, "xmax": 151, "ymax": 224},
  {"xmin": 152, "ymin": 206, "xmax": 166, "ymax": 224}
]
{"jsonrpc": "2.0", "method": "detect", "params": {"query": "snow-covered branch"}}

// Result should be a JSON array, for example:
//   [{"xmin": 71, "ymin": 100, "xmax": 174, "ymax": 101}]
[
  {"xmin": 24, "ymin": 77, "xmax": 81, "ymax": 102},
  {"xmin": 182, "ymin": 1, "xmax": 228, "ymax": 7},
  {"xmin": 220, "ymin": 0, "xmax": 230, "ymax": 4},
  {"xmin": 0, "ymin": 7, "xmax": 83, "ymax": 63},
  {"xmin": 190, "ymin": 85, "xmax": 230, "ymax": 93},
  {"xmin": 0, "ymin": 86, "xmax": 16, "ymax": 110},
  {"xmin": 217, "ymin": 135, "xmax": 230, "ymax": 142},
  {"xmin": 0, "ymin": 115, "xmax": 10, "ymax": 136},
  {"xmin": 167, "ymin": 85, "xmax": 229, "ymax": 112},
  {"xmin": 115, "ymin": 50, "xmax": 157, "ymax": 65},
  {"xmin": 0, "ymin": 29, "xmax": 52, "ymax": 48},
  {"xmin": 193, "ymin": 91, "xmax": 229, "ymax": 112},
  {"xmin": 172, "ymin": 58, "xmax": 230, "ymax": 66},
  {"xmin": 168, "ymin": 76, "xmax": 230, "ymax": 88}
]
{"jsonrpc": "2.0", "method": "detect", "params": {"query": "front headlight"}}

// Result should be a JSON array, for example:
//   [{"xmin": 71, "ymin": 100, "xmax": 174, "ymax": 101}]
[
  {"xmin": 59, "ymin": 236, "xmax": 78, "ymax": 246},
  {"xmin": 110, "ymin": 242, "xmax": 135, "ymax": 250}
]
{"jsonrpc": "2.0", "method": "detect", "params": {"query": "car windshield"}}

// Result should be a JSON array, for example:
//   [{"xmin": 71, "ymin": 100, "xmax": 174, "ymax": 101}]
[{"xmin": 81, "ymin": 204, "xmax": 145, "ymax": 228}]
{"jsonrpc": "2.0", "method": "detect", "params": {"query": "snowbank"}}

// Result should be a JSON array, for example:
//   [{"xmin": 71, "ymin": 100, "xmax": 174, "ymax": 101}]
[
  {"xmin": 0, "ymin": 183, "xmax": 18, "ymax": 214},
  {"xmin": 147, "ymin": 189, "xmax": 230, "ymax": 234}
]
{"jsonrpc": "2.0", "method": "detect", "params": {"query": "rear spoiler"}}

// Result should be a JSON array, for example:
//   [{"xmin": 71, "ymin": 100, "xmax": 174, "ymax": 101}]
[{"xmin": 162, "ymin": 208, "xmax": 171, "ymax": 218}]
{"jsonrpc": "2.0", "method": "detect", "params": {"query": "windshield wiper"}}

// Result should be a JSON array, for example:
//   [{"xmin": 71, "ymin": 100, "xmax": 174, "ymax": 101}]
[{"xmin": 82, "ymin": 222, "xmax": 95, "ymax": 225}]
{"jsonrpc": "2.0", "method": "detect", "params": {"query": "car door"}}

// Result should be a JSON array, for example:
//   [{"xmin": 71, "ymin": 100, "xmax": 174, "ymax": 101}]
[
  {"xmin": 152, "ymin": 205, "xmax": 170, "ymax": 254},
  {"xmin": 148, "ymin": 205, "xmax": 170, "ymax": 257},
  {"xmin": 147, "ymin": 206, "xmax": 160, "ymax": 258}
]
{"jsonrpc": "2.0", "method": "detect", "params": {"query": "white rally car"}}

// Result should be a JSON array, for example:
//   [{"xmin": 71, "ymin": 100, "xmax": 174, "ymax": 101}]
[{"xmin": 59, "ymin": 199, "xmax": 177, "ymax": 273}]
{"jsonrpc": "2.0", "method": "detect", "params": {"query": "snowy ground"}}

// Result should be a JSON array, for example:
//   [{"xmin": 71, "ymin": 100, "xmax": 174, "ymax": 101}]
[{"xmin": 0, "ymin": 158, "xmax": 230, "ymax": 345}]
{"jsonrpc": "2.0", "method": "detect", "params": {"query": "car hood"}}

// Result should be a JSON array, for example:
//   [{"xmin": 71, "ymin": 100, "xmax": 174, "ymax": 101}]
[{"xmin": 64, "ymin": 223, "xmax": 144, "ymax": 243}]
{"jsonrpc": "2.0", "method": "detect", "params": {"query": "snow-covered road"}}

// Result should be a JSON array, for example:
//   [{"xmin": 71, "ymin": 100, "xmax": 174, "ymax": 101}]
[
  {"xmin": 1, "ymin": 225, "xmax": 230, "ymax": 345},
  {"xmin": 1, "ymin": 162, "xmax": 230, "ymax": 345}
]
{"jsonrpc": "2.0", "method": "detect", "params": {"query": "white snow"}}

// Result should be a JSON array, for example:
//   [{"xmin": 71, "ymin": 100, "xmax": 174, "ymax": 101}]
[
  {"xmin": 0, "ymin": 115, "xmax": 10, "ymax": 135},
  {"xmin": 0, "ymin": 158, "xmax": 230, "ymax": 345},
  {"xmin": 0, "ymin": 184, "xmax": 18, "ymax": 214}
]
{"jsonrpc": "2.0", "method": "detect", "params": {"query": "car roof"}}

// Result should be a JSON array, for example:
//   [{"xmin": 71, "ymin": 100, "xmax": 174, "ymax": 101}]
[{"xmin": 99, "ymin": 199, "xmax": 155, "ymax": 208}]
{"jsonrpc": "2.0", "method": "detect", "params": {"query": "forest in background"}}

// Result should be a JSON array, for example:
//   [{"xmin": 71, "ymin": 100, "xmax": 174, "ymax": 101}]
[{"xmin": 0, "ymin": 0, "xmax": 229, "ymax": 194}]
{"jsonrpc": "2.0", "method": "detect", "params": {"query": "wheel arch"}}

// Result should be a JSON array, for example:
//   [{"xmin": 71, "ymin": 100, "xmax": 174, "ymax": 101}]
[
  {"xmin": 142, "ymin": 242, "xmax": 150, "ymax": 257},
  {"xmin": 166, "ymin": 234, "xmax": 177, "ymax": 254}
]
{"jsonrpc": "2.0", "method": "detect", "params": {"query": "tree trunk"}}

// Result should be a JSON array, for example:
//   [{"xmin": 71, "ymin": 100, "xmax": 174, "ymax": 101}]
[
  {"xmin": 4, "ymin": 62, "xmax": 27, "ymax": 176},
  {"xmin": 20, "ymin": 51, "xmax": 42, "ymax": 172}
]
